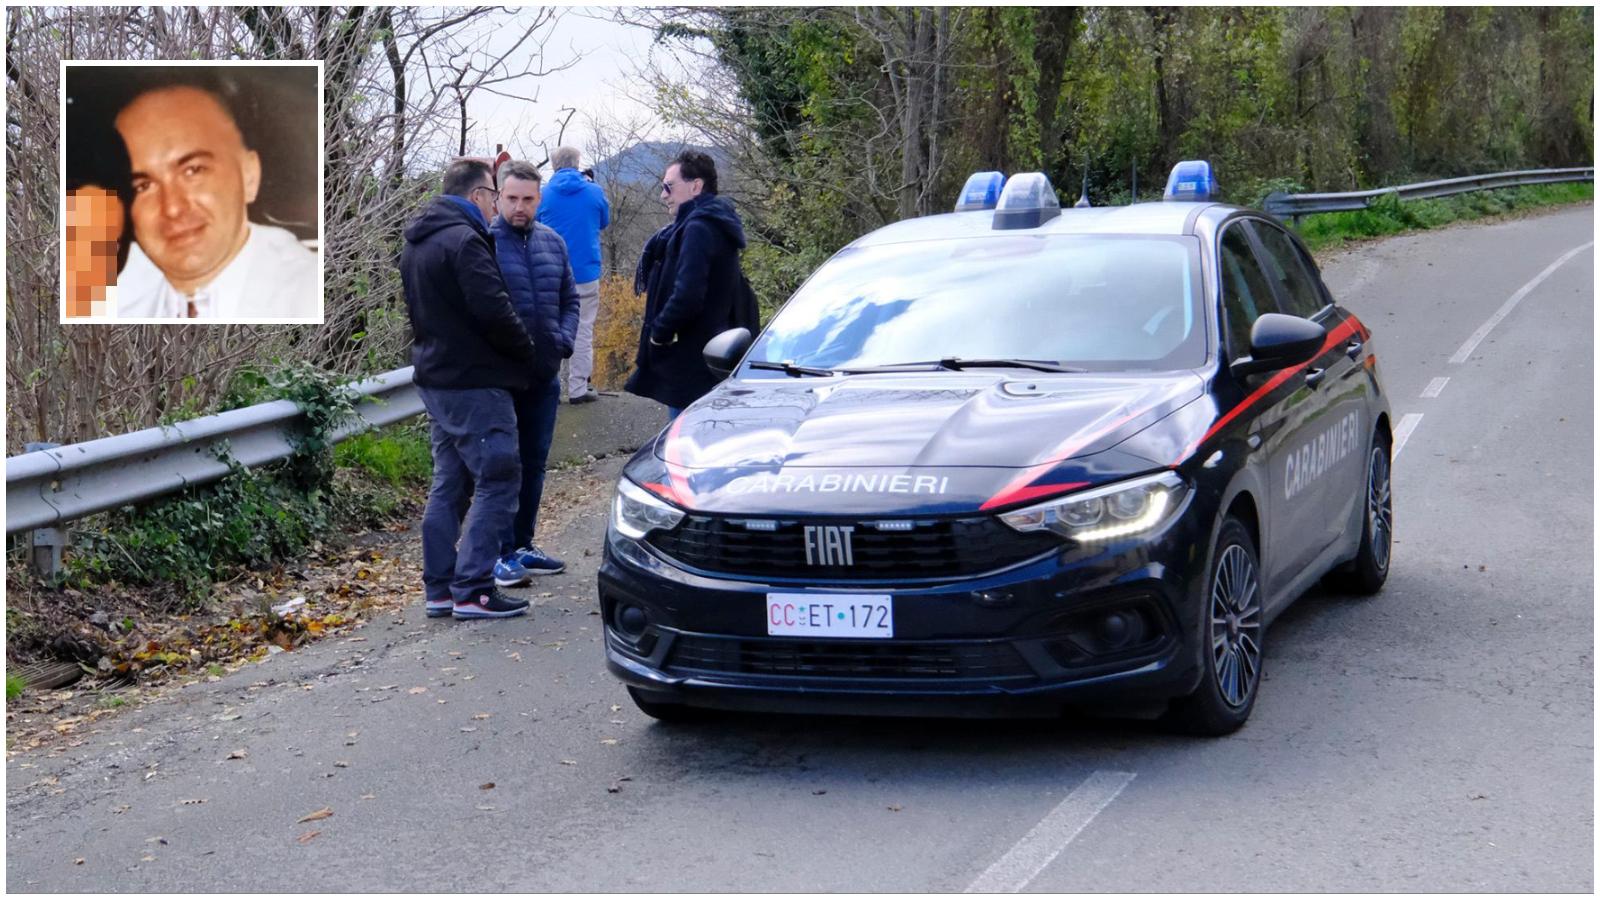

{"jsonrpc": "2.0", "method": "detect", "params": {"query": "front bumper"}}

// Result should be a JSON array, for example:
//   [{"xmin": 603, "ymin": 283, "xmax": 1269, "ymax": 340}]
[{"xmin": 598, "ymin": 507, "xmax": 1213, "ymax": 718}]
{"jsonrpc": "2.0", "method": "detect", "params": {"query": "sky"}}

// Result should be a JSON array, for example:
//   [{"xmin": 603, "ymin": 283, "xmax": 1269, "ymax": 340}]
[{"xmin": 459, "ymin": 7, "xmax": 693, "ymax": 169}]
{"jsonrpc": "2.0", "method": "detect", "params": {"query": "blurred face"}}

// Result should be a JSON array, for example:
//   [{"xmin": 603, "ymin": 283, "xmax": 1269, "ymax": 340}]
[
  {"xmin": 661, "ymin": 163, "xmax": 703, "ymax": 216},
  {"xmin": 497, "ymin": 175, "xmax": 540, "ymax": 229},
  {"xmin": 115, "ymin": 86, "xmax": 260, "ymax": 293},
  {"xmin": 64, "ymin": 185, "xmax": 124, "ymax": 317}
]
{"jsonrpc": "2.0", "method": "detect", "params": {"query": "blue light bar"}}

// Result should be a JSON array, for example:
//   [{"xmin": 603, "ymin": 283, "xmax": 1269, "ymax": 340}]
[
  {"xmin": 955, "ymin": 171, "xmax": 1005, "ymax": 212},
  {"xmin": 1163, "ymin": 160, "xmax": 1216, "ymax": 201},
  {"xmin": 992, "ymin": 172, "xmax": 1061, "ymax": 230}
]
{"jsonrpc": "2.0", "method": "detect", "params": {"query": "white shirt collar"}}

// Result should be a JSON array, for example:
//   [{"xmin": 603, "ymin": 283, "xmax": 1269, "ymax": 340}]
[{"xmin": 117, "ymin": 223, "xmax": 321, "ymax": 321}]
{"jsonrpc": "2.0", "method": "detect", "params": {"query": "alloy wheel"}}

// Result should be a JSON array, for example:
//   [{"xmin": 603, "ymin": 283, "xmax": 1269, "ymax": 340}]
[{"xmin": 1209, "ymin": 543, "xmax": 1262, "ymax": 708}]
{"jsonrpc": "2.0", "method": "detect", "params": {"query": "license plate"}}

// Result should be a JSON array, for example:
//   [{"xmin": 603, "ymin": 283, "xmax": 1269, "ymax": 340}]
[{"xmin": 766, "ymin": 593, "xmax": 893, "ymax": 639}]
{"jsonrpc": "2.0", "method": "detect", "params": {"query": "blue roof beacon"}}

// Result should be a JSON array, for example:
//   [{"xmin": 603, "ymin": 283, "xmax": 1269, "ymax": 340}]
[
  {"xmin": 954, "ymin": 171, "xmax": 1006, "ymax": 212},
  {"xmin": 1163, "ymin": 159, "xmax": 1217, "ymax": 201}
]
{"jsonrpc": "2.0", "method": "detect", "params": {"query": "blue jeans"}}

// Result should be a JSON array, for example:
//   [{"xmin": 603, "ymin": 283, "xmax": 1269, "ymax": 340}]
[
  {"xmin": 418, "ymin": 386, "xmax": 521, "ymax": 603},
  {"xmin": 501, "ymin": 375, "xmax": 561, "ymax": 557}
]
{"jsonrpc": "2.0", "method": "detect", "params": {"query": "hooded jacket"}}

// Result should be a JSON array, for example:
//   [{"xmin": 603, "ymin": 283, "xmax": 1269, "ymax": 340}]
[
  {"xmin": 490, "ymin": 216, "xmax": 580, "ymax": 385},
  {"xmin": 624, "ymin": 192, "xmax": 747, "ymax": 409},
  {"xmin": 536, "ymin": 168, "xmax": 611, "ymax": 283},
  {"xmin": 400, "ymin": 195, "xmax": 537, "ymax": 391}
]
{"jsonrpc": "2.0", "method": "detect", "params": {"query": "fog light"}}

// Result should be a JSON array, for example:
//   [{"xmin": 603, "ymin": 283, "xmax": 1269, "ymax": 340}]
[
  {"xmin": 1098, "ymin": 610, "xmax": 1148, "ymax": 648},
  {"xmin": 617, "ymin": 604, "xmax": 648, "ymax": 637}
]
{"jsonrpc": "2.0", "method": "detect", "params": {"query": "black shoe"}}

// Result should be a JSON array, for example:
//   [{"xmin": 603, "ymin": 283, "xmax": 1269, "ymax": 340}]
[
  {"xmin": 569, "ymin": 387, "xmax": 599, "ymax": 405},
  {"xmin": 452, "ymin": 587, "xmax": 530, "ymax": 620}
]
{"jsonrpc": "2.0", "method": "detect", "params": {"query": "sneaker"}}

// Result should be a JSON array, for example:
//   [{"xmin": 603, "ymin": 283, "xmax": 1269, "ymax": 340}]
[
  {"xmin": 494, "ymin": 556, "xmax": 532, "ymax": 587},
  {"xmin": 510, "ymin": 545, "xmax": 566, "ymax": 576},
  {"xmin": 453, "ymin": 588, "xmax": 530, "ymax": 620},
  {"xmin": 569, "ymin": 387, "xmax": 599, "ymax": 405},
  {"xmin": 425, "ymin": 596, "xmax": 454, "ymax": 618}
]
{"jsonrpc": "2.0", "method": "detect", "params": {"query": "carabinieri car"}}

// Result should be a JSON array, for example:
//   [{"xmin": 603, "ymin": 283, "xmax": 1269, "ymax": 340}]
[{"xmin": 599, "ymin": 161, "xmax": 1392, "ymax": 735}]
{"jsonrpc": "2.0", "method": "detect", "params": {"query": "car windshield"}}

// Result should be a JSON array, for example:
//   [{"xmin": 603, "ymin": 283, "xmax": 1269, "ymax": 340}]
[{"xmin": 748, "ymin": 234, "xmax": 1205, "ymax": 372}]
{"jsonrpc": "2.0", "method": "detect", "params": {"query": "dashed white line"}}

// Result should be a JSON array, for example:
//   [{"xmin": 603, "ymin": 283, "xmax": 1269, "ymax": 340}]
[
  {"xmin": 1393, "ymin": 413, "xmax": 1424, "ymax": 459},
  {"xmin": 1449, "ymin": 241, "xmax": 1593, "ymax": 364},
  {"xmin": 1420, "ymin": 377, "xmax": 1450, "ymax": 399},
  {"xmin": 964, "ymin": 770, "xmax": 1135, "ymax": 893}
]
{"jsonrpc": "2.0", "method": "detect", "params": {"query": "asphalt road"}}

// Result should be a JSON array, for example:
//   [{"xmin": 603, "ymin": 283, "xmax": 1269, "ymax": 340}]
[{"xmin": 6, "ymin": 206, "xmax": 1592, "ymax": 892}]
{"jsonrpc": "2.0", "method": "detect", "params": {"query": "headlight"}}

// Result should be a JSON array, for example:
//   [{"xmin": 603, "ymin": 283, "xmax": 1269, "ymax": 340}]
[
  {"xmin": 998, "ymin": 471, "xmax": 1187, "ymax": 542},
  {"xmin": 611, "ymin": 478, "xmax": 686, "ymax": 539}
]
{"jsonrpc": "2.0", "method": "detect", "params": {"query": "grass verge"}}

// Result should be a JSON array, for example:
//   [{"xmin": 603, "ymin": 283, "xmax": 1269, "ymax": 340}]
[{"xmin": 1294, "ymin": 182, "xmax": 1592, "ymax": 252}]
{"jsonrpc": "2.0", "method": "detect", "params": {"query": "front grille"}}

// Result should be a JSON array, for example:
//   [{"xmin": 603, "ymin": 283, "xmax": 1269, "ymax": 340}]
[
  {"xmin": 667, "ymin": 634, "xmax": 1035, "ymax": 680},
  {"xmin": 646, "ymin": 515, "xmax": 1059, "ymax": 580}
]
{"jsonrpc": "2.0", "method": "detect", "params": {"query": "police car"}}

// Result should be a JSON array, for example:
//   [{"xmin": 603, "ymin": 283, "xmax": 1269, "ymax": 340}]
[{"xmin": 599, "ymin": 161, "xmax": 1392, "ymax": 735}]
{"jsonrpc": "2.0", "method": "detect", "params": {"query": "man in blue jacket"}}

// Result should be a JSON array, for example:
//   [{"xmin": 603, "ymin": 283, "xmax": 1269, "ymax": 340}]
[
  {"xmin": 536, "ymin": 147, "xmax": 610, "ymax": 404},
  {"xmin": 489, "ymin": 160, "xmax": 580, "ymax": 586},
  {"xmin": 399, "ymin": 159, "xmax": 535, "ymax": 620}
]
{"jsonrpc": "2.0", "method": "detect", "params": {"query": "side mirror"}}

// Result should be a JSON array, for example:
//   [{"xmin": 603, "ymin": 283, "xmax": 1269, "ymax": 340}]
[
  {"xmin": 1230, "ymin": 313, "xmax": 1325, "ymax": 379},
  {"xmin": 703, "ymin": 327, "xmax": 753, "ymax": 378}
]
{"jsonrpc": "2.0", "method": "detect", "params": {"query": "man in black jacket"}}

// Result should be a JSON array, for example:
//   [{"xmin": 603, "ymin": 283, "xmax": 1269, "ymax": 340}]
[
  {"xmin": 400, "ymin": 158, "xmax": 536, "ymax": 620},
  {"xmin": 625, "ymin": 150, "xmax": 747, "ymax": 419}
]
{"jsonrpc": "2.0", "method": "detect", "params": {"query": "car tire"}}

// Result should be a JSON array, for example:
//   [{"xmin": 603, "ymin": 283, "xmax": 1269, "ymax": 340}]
[
  {"xmin": 1167, "ymin": 517, "xmax": 1264, "ymax": 736},
  {"xmin": 627, "ymin": 687, "xmax": 707, "ymax": 723},
  {"xmin": 1327, "ymin": 431, "xmax": 1393, "ymax": 596}
]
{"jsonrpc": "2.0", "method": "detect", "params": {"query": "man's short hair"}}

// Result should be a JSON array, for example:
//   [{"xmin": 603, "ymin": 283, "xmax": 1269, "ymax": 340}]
[
  {"xmin": 442, "ymin": 158, "xmax": 493, "ymax": 198},
  {"xmin": 115, "ymin": 68, "xmax": 252, "ymax": 149},
  {"xmin": 498, "ymin": 160, "xmax": 542, "ymax": 187},
  {"xmin": 670, "ymin": 149, "xmax": 718, "ymax": 194},
  {"xmin": 551, "ymin": 146, "xmax": 581, "ymax": 170}
]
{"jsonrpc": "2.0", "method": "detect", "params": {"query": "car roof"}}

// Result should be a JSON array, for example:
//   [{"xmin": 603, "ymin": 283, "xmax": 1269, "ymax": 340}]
[{"xmin": 848, "ymin": 201, "xmax": 1250, "ymax": 248}]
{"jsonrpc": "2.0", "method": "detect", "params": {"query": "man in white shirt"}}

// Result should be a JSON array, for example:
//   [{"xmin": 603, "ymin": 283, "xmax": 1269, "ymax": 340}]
[{"xmin": 112, "ymin": 80, "xmax": 320, "ymax": 320}]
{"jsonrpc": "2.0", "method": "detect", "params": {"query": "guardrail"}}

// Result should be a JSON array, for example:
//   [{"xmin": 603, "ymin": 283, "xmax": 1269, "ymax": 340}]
[
  {"xmin": 6, "ymin": 366, "xmax": 422, "ymax": 573},
  {"xmin": 1263, "ymin": 167, "xmax": 1594, "ymax": 222}
]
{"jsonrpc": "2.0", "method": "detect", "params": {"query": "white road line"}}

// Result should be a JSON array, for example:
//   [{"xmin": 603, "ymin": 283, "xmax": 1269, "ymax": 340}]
[
  {"xmin": 1421, "ymin": 377, "xmax": 1450, "ymax": 399},
  {"xmin": 1449, "ymin": 241, "xmax": 1593, "ymax": 364},
  {"xmin": 964, "ymin": 770, "xmax": 1135, "ymax": 894},
  {"xmin": 1393, "ymin": 413, "xmax": 1423, "ymax": 459}
]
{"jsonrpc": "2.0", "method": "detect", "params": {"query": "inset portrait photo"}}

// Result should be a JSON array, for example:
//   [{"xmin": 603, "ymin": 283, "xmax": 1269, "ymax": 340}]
[{"xmin": 61, "ymin": 61, "xmax": 324, "ymax": 323}]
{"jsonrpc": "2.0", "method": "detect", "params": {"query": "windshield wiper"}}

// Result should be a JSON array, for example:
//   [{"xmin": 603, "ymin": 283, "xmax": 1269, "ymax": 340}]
[
  {"xmin": 842, "ymin": 358, "xmax": 1082, "ymax": 374},
  {"xmin": 936, "ymin": 357, "xmax": 1082, "ymax": 373},
  {"xmin": 748, "ymin": 360, "xmax": 837, "ymax": 377}
]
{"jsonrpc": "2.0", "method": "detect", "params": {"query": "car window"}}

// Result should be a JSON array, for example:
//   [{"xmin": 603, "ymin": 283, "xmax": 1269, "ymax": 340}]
[
  {"xmin": 1219, "ymin": 224, "xmax": 1277, "ymax": 361},
  {"xmin": 1248, "ymin": 222, "xmax": 1328, "ymax": 319},
  {"xmin": 748, "ymin": 235, "xmax": 1205, "ymax": 371}
]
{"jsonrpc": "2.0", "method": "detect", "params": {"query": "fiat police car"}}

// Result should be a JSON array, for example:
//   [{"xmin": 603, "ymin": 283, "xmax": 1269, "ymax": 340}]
[{"xmin": 599, "ymin": 161, "xmax": 1392, "ymax": 735}]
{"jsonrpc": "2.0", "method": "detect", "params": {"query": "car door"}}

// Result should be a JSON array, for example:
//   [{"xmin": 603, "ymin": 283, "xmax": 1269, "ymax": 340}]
[
  {"xmin": 1217, "ymin": 220, "xmax": 1326, "ymax": 602},
  {"xmin": 1246, "ymin": 220, "xmax": 1368, "ymax": 559}
]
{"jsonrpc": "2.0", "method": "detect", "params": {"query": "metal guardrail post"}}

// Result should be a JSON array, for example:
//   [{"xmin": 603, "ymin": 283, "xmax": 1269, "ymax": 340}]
[{"xmin": 22, "ymin": 442, "xmax": 66, "ymax": 578}]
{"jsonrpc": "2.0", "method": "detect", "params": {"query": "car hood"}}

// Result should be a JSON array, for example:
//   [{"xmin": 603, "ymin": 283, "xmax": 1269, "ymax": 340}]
[
  {"xmin": 636, "ymin": 371, "xmax": 1206, "ymax": 515},
  {"xmin": 658, "ymin": 371, "xmax": 1203, "ymax": 470}
]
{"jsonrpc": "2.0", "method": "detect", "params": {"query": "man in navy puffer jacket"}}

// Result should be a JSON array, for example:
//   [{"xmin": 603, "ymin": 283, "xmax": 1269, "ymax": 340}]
[{"xmin": 488, "ymin": 160, "xmax": 580, "ymax": 586}]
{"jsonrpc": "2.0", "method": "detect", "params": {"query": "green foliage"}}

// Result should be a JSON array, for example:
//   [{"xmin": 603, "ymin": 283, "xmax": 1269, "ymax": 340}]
[
  {"xmin": 55, "ymin": 362, "xmax": 412, "ymax": 604},
  {"xmin": 333, "ymin": 423, "xmax": 432, "ymax": 488},
  {"xmin": 6, "ymin": 673, "xmax": 24, "ymax": 701},
  {"xmin": 1295, "ymin": 182, "xmax": 1593, "ymax": 252},
  {"xmin": 689, "ymin": 5, "xmax": 1591, "ymax": 278}
]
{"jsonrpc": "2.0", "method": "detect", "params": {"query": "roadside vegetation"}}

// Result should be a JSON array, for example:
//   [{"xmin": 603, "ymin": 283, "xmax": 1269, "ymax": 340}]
[{"xmin": 1295, "ymin": 182, "xmax": 1594, "ymax": 253}]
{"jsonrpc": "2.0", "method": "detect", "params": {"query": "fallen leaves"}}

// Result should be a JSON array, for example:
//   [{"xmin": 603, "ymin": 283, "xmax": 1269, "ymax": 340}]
[
  {"xmin": 296, "ymin": 830, "xmax": 321, "ymax": 844},
  {"xmin": 407, "ymin": 687, "xmax": 427, "ymax": 695},
  {"xmin": 226, "ymin": 749, "xmax": 249, "ymax": 760},
  {"xmin": 297, "ymin": 807, "xmax": 334, "ymax": 823},
  {"xmin": 479, "ymin": 782, "xmax": 495, "ymax": 791}
]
